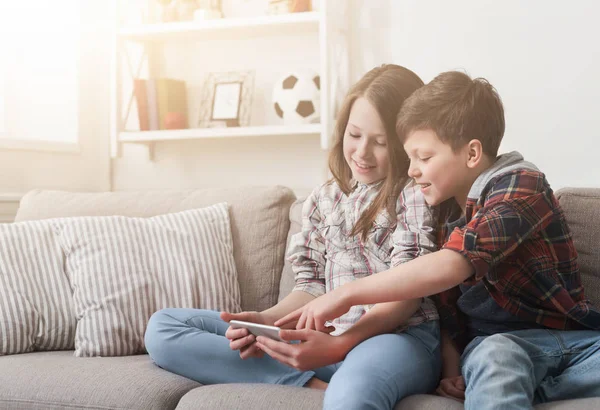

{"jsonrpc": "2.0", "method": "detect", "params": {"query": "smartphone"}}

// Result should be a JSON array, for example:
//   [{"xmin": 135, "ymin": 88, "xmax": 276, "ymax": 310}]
[{"xmin": 229, "ymin": 320, "xmax": 288, "ymax": 343}]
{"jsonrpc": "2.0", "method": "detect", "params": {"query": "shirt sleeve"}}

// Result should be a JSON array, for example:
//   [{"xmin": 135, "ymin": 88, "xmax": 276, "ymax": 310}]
[
  {"xmin": 390, "ymin": 182, "xmax": 439, "ymax": 267},
  {"xmin": 287, "ymin": 187, "xmax": 327, "ymax": 298},
  {"xmin": 443, "ymin": 171, "xmax": 557, "ymax": 283}
]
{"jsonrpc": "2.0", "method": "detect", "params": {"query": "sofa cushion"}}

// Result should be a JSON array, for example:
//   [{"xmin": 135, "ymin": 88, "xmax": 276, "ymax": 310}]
[
  {"xmin": 0, "ymin": 220, "xmax": 75, "ymax": 355},
  {"xmin": 175, "ymin": 387, "xmax": 466, "ymax": 410},
  {"xmin": 0, "ymin": 351, "xmax": 200, "ymax": 410},
  {"xmin": 395, "ymin": 394, "xmax": 600, "ymax": 410},
  {"xmin": 53, "ymin": 204, "xmax": 241, "ymax": 357},
  {"xmin": 176, "ymin": 384, "xmax": 324, "ymax": 410},
  {"xmin": 15, "ymin": 186, "xmax": 296, "ymax": 312},
  {"xmin": 278, "ymin": 198, "xmax": 304, "ymax": 302},
  {"xmin": 537, "ymin": 398, "xmax": 600, "ymax": 409},
  {"xmin": 556, "ymin": 188, "xmax": 600, "ymax": 307},
  {"xmin": 395, "ymin": 394, "xmax": 463, "ymax": 410},
  {"xmin": 281, "ymin": 189, "xmax": 600, "ymax": 309}
]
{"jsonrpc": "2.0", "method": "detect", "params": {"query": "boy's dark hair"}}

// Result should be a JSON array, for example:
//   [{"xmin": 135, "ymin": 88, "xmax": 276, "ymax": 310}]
[{"xmin": 396, "ymin": 71, "xmax": 505, "ymax": 158}]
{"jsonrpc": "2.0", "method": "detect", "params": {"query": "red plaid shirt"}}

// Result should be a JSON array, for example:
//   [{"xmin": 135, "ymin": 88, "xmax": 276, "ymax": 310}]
[{"xmin": 435, "ymin": 169, "xmax": 600, "ymax": 350}]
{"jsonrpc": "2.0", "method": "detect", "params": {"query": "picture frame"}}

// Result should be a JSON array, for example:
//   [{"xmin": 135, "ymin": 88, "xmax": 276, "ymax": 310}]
[
  {"xmin": 211, "ymin": 81, "xmax": 242, "ymax": 124},
  {"xmin": 198, "ymin": 70, "xmax": 254, "ymax": 128}
]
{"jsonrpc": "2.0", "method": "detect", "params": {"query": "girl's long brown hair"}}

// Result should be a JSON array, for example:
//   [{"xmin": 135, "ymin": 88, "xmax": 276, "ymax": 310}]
[{"xmin": 328, "ymin": 64, "xmax": 424, "ymax": 240}]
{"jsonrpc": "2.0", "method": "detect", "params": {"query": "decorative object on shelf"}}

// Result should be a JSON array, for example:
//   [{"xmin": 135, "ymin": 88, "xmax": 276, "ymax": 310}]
[
  {"xmin": 193, "ymin": 0, "xmax": 223, "ymax": 20},
  {"xmin": 174, "ymin": 0, "xmax": 200, "ymax": 21},
  {"xmin": 157, "ymin": 0, "xmax": 178, "ymax": 22},
  {"xmin": 289, "ymin": 0, "xmax": 312, "ymax": 13},
  {"xmin": 198, "ymin": 71, "xmax": 254, "ymax": 128},
  {"xmin": 267, "ymin": 0, "xmax": 290, "ymax": 15},
  {"xmin": 117, "ymin": 1, "xmax": 150, "ymax": 26},
  {"xmin": 221, "ymin": 0, "xmax": 266, "ymax": 18},
  {"xmin": 267, "ymin": 0, "xmax": 311, "ymax": 15},
  {"xmin": 272, "ymin": 70, "xmax": 320, "ymax": 125}
]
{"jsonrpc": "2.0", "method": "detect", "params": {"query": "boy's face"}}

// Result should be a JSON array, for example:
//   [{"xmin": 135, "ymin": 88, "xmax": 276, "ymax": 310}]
[
  {"xmin": 343, "ymin": 97, "xmax": 390, "ymax": 184},
  {"xmin": 403, "ymin": 129, "xmax": 472, "ymax": 207}
]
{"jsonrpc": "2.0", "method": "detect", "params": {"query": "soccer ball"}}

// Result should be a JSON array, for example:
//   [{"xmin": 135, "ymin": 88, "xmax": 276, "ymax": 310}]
[{"xmin": 272, "ymin": 70, "xmax": 321, "ymax": 125}]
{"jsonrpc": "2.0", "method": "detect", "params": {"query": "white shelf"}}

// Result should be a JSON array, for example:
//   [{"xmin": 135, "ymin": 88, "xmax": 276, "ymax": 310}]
[
  {"xmin": 110, "ymin": 1, "xmax": 348, "ymax": 159},
  {"xmin": 119, "ymin": 124, "xmax": 322, "ymax": 142},
  {"xmin": 118, "ymin": 12, "xmax": 321, "ymax": 41}
]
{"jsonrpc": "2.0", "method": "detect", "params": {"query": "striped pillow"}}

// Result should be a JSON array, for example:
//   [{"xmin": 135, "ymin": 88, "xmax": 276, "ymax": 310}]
[
  {"xmin": 0, "ymin": 221, "xmax": 76, "ymax": 355},
  {"xmin": 52, "ymin": 203, "xmax": 241, "ymax": 357}
]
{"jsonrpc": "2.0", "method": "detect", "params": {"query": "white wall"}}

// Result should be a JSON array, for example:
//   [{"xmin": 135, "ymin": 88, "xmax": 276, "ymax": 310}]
[
  {"xmin": 353, "ymin": 0, "xmax": 600, "ymax": 189},
  {"xmin": 114, "ymin": 133, "xmax": 326, "ymax": 194}
]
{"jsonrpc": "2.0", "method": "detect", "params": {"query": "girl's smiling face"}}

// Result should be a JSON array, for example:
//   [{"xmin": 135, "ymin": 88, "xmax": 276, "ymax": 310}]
[{"xmin": 343, "ymin": 97, "xmax": 390, "ymax": 184}]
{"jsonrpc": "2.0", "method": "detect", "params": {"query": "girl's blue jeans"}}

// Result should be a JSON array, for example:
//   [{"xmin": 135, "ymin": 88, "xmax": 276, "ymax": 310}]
[
  {"xmin": 145, "ymin": 308, "xmax": 441, "ymax": 410},
  {"xmin": 461, "ymin": 328, "xmax": 600, "ymax": 410}
]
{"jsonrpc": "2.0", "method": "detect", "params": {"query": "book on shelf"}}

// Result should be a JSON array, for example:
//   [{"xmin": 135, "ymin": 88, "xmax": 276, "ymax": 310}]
[
  {"xmin": 156, "ymin": 78, "xmax": 188, "ymax": 130},
  {"xmin": 133, "ymin": 79, "xmax": 149, "ymax": 131},
  {"xmin": 133, "ymin": 78, "xmax": 188, "ymax": 131},
  {"xmin": 146, "ymin": 80, "xmax": 159, "ymax": 130}
]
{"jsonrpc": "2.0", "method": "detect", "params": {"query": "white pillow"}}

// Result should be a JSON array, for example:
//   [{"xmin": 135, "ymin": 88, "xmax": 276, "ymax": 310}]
[
  {"xmin": 52, "ymin": 203, "xmax": 241, "ymax": 357},
  {"xmin": 0, "ymin": 221, "xmax": 76, "ymax": 355}
]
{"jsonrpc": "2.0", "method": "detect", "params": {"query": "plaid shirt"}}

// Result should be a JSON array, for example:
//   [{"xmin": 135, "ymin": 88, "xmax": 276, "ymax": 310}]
[
  {"xmin": 288, "ymin": 180, "xmax": 439, "ymax": 335},
  {"xmin": 436, "ymin": 165, "xmax": 600, "ymax": 350}
]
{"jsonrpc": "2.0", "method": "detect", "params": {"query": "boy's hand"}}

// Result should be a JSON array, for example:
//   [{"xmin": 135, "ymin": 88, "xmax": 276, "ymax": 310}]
[
  {"xmin": 436, "ymin": 376, "xmax": 466, "ymax": 402},
  {"xmin": 221, "ymin": 311, "xmax": 273, "ymax": 359},
  {"xmin": 275, "ymin": 289, "xmax": 350, "ymax": 331}
]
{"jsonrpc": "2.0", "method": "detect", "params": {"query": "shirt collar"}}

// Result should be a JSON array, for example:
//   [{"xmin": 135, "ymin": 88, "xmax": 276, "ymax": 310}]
[{"xmin": 350, "ymin": 179, "xmax": 384, "ymax": 191}]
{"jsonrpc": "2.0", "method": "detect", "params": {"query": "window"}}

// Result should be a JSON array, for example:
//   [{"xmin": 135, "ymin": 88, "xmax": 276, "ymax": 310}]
[{"xmin": 0, "ymin": 0, "xmax": 80, "ymax": 151}]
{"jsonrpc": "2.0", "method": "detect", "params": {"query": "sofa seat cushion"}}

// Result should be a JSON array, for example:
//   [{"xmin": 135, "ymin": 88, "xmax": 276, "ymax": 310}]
[
  {"xmin": 396, "ymin": 394, "xmax": 600, "ymax": 410},
  {"xmin": 176, "ymin": 384, "xmax": 324, "ymax": 410},
  {"xmin": 395, "ymin": 395, "xmax": 464, "ymax": 410},
  {"xmin": 0, "ymin": 351, "xmax": 199, "ymax": 410},
  {"xmin": 176, "ymin": 386, "xmax": 465, "ymax": 410},
  {"xmin": 176, "ymin": 388, "xmax": 600, "ymax": 410}
]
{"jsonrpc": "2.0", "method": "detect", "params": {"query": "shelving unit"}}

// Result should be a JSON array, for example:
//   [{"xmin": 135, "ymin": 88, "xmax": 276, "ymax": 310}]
[
  {"xmin": 110, "ymin": 1, "xmax": 349, "ymax": 161},
  {"xmin": 118, "ymin": 11, "xmax": 321, "ymax": 41},
  {"xmin": 119, "ymin": 124, "xmax": 321, "ymax": 142}
]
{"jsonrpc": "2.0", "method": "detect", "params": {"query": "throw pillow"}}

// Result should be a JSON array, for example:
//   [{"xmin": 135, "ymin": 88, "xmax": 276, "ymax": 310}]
[
  {"xmin": 0, "ymin": 221, "xmax": 76, "ymax": 355},
  {"xmin": 52, "ymin": 203, "xmax": 241, "ymax": 357}
]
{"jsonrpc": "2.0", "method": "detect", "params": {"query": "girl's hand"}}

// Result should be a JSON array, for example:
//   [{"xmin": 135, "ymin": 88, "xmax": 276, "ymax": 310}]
[
  {"xmin": 436, "ymin": 376, "xmax": 466, "ymax": 402},
  {"xmin": 275, "ymin": 289, "xmax": 350, "ymax": 331},
  {"xmin": 255, "ymin": 328, "xmax": 345, "ymax": 371},
  {"xmin": 221, "ymin": 311, "xmax": 273, "ymax": 359}
]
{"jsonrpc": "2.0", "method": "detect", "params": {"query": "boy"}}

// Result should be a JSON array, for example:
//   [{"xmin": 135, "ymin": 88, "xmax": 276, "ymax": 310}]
[{"xmin": 275, "ymin": 71, "xmax": 600, "ymax": 409}]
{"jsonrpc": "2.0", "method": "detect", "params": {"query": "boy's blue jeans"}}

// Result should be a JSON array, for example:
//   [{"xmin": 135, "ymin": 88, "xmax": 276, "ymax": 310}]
[
  {"xmin": 145, "ymin": 308, "xmax": 441, "ymax": 410},
  {"xmin": 461, "ymin": 328, "xmax": 600, "ymax": 410}
]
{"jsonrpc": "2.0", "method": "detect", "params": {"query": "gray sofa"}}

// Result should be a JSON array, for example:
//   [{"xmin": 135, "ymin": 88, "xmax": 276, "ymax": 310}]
[{"xmin": 1, "ymin": 186, "xmax": 599, "ymax": 410}]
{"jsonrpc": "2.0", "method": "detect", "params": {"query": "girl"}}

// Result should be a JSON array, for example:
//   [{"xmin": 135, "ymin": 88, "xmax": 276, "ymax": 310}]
[{"xmin": 144, "ymin": 64, "xmax": 441, "ymax": 410}]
